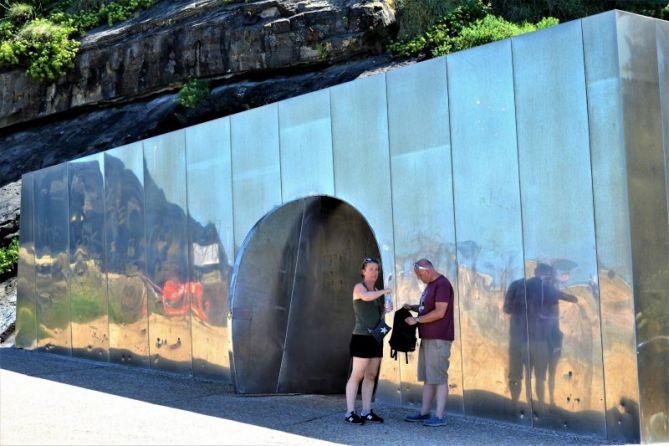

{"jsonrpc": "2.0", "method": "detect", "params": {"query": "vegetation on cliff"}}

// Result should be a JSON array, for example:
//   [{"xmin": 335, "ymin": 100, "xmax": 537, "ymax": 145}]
[
  {"xmin": 0, "ymin": 0, "xmax": 156, "ymax": 80},
  {"xmin": 1, "ymin": 0, "xmax": 667, "ymax": 82},
  {"xmin": 390, "ymin": 0, "xmax": 668, "ymax": 58}
]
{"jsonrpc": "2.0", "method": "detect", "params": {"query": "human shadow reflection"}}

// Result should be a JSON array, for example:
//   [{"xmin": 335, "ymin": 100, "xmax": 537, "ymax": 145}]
[{"xmin": 504, "ymin": 263, "xmax": 578, "ymax": 410}]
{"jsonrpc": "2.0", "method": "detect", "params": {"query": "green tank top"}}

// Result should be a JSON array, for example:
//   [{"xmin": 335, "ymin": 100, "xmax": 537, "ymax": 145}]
[{"xmin": 352, "ymin": 283, "xmax": 384, "ymax": 335}]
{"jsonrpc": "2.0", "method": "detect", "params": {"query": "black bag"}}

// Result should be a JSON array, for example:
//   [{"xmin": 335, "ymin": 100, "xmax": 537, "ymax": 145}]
[
  {"xmin": 389, "ymin": 308, "xmax": 418, "ymax": 363},
  {"xmin": 367, "ymin": 319, "xmax": 392, "ymax": 343}
]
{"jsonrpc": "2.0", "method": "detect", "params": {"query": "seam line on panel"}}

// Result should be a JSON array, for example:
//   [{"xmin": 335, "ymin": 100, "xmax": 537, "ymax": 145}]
[
  {"xmin": 579, "ymin": 18, "xmax": 609, "ymax": 437},
  {"xmin": 66, "ymin": 163, "xmax": 73, "ymax": 355},
  {"xmin": 510, "ymin": 36, "xmax": 534, "ymax": 425},
  {"xmin": 444, "ymin": 55, "xmax": 466, "ymax": 415},
  {"xmin": 142, "ymin": 142, "xmax": 153, "ymax": 369},
  {"xmin": 101, "ymin": 155, "xmax": 110, "ymax": 362},
  {"xmin": 183, "ymin": 131, "xmax": 195, "ymax": 377},
  {"xmin": 277, "ymin": 104, "xmax": 284, "ymax": 204},
  {"xmin": 225, "ymin": 117, "xmax": 236, "ymax": 381},
  {"xmin": 275, "ymin": 200, "xmax": 307, "ymax": 393},
  {"xmin": 328, "ymin": 88, "xmax": 337, "ymax": 197},
  {"xmin": 383, "ymin": 70, "xmax": 401, "ymax": 402}
]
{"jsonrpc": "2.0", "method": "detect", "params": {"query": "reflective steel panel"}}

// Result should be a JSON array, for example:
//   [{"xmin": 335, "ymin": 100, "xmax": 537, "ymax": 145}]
[
  {"xmin": 105, "ymin": 143, "xmax": 149, "ymax": 368},
  {"xmin": 277, "ymin": 197, "xmax": 380, "ymax": 393},
  {"xmin": 34, "ymin": 163, "xmax": 71, "ymax": 354},
  {"xmin": 186, "ymin": 117, "xmax": 234, "ymax": 381},
  {"xmin": 582, "ymin": 12, "xmax": 640, "ymax": 443},
  {"xmin": 279, "ymin": 90, "xmax": 334, "ymax": 201},
  {"xmin": 513, "ymin": 22, "xmax": 606, "ymax": 435},
  {"xmin": 144, "ymin": 131, "xmax": 192, "ymax": 374},
  {"xmin": 68, "ymin": 153, "xmax": 108, "ymax": 361},
  {"xmin": 230, "ymin": 103, "xmax": 282, "ymax": 254},
  {"xmin": 230, "ymin": 199, "xmax": 303, "ymax": 393},
  {"xmin": 448, "ymin": 40, "xmax": 528, "ymax": 424},
  {"xmin": 658, "ymin": 19, "xmax": 669, "ymax": 228},
  {"xmin": 15, "ymin": 173, "xmax": 37, "ymax": 349},
  {"xmin": 617, "ymin": 12, "xmax": 669, "ymax": 443},
  {"xmin": 386, "ymin": 59, "xmax": 461, "ymax": 412},
  {"xmin": 330, "ymin": 74, "xmax": 398, "ymax": 402}
]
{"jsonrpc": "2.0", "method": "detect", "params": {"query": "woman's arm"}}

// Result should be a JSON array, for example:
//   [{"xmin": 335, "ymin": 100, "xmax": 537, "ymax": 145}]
[{"xmin": 353, "ymin": 283, "xmax": 392, "ymax": 302}]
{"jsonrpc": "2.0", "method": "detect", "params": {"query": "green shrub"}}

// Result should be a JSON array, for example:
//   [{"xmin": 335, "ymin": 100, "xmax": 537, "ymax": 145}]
[
  {"xmin": 6, "ymin": 3, "xmax": 34, "ymax": 24},
  {"xmin": 177, "ymin": 79, "xmax": 210, "ymax": 108},
  {"xmin": 389, "ymin": 0, "xmax": 558, "ymax": 59},
  {"xmin": 13, "ymin": 18, "xmax": 80, "ymax": 80},
  {"xmin": 0, "ymin": 238, "xmax": 19, "ymax": 275},
  {"xmin": 453, "ymin": 14, "xmax": 558, "ymax": 51},
  {"xmin": 0, "ymin": 0, "xmax": 157, "ymax": 80}
]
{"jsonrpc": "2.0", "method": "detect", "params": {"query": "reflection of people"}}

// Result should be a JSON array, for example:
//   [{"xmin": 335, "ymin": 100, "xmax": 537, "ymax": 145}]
[
  {"xmin": 504, "ymin": 263, "xmax": 577, "ymax": 407},
  {"xmin": 344, "ymin": 257, "xmax": 393, "ymax": 424},
  {"xmin": 403, "ymin": 259, "xmax": 454, "ymax": 427}
]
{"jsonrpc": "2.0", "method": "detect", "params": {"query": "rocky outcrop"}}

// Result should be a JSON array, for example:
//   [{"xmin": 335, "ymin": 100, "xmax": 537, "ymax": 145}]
[{"xmin": 0, "ymin": 0, "xmax": 396, "ymax": 130}]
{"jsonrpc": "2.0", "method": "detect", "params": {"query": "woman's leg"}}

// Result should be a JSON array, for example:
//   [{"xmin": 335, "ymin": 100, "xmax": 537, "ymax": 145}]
[
  {"xmin": 346, "ymin": 357, "xmax": 370, "ymax": 413},
  {"xmin": 360, "ymin": 357, "xmax": 381, "ymax": 414}
]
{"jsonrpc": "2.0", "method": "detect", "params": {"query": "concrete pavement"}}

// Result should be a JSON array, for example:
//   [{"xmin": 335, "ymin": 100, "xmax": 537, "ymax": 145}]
[{"xmin": 0, "ymin": 347, "xmax": 615, "ymax": 445}]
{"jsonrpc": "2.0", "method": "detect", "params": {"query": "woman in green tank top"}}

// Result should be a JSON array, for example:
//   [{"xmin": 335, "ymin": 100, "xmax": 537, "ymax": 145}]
[{"xmin": 344, "ymin": 257, "xmax": 393, "ymax": 424}]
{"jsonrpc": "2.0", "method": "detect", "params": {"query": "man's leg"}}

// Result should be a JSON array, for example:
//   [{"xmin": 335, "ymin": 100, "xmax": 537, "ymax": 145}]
[
  {"xmin": 435, "ymin": 383, "xmax": 448, "ymax": 418},
  {"xmin": 421, "ymin": 383, "xmax": 436, "ymax": 415}
]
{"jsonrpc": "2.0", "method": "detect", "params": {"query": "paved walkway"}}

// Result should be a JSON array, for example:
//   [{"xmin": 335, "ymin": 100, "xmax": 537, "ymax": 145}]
[{"xmin": 1, "ymin": 347, "xmax": 616, "ymax": 445}]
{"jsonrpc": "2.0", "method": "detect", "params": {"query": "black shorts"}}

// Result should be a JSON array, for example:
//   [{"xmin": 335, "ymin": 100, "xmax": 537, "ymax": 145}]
[{"xmin": 349, "ymin": 334, "xmax": 383, "ymax": 358}]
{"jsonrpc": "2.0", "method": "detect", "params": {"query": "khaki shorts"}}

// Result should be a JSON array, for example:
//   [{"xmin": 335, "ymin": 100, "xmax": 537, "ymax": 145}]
[{"xmin": 417, "ymin": 339, "xmax": 452, "ymax": 385}]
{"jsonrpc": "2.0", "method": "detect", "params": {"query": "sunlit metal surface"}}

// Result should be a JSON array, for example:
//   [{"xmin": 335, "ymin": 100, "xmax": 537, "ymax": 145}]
[
  {"xmin": 617, "ymin": 12, "xmax": 669, "ymax": 444},
  {"xmin": 513, "ymin": 21, "xmax": 606, "ymax": 435},
  {"xmin": 186, "ymin": 118, "xmax": 234, "ymax": 382},
  {"xmin": 15, "ymin": 11, "xmax": 669, "ymax": 443},
  {"xmin": 385, "ymin": 58, "xmax": 461, "ymax": 411},
  {"xmin": 330, "ymin": 74, "xmax": 398, "ymax": 402},
  {"xmin": 278, "ymin": 90, "xmax": 334, "ymax": 202},
  {"xmin": 144, "ymin": 131, "xmax": 192, "ymax": 373},
  {"xmin": 68, "ymin": 153, "xmax": 108, "ymax": 360},
  {"xmin": 660, "ymin": 20, "xmax": 669, "ymax": 209},
  {"xmin": 448, "ymin": 40, "xmax": 528, "ymax": 424},
  {"xmin": 15, "ymin": 173, "xmax": 36, "ymax": 348},
  {"xmin": 105, "ymin": 143, "xmax": 149, "ymax": 367},
  {"xmin": 230, "ymin": 103, "xmax": 282, "ymax": 253},
  {"xmin": 582, "ymin": 12, "xmax": 640, "ymax": 443},
  {"xmin": 34, "ymin": 164, "xmax": 71, "ymax": 355}
]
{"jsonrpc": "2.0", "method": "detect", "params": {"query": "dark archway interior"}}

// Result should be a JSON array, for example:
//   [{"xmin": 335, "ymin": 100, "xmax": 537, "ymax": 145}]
[{"xmin": 230, "ymin": 196, "xmax": 381, "ymax": 394}]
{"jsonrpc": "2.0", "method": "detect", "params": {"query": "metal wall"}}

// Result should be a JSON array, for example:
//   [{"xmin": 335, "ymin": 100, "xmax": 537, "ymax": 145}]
[
  {"xmin": 69, "ymin": 153, "xmax": 108, "ymax": 360},
  {"xmin": 143, "ymin": 131, "xmax": 192, "ymax": 373},
  {"xmin": 34, "ymin": 163, "xmax": 71, "ymax": 355},
  {"xmin": 15, "ymin": 173, "xmax": 36, "ymax": 348},
  {"xmin": 186, "ymin": 117, "xmax": 234, "ymax": 381},
  {"xmin": 105, "ymin": 142, "xmax": 148, "ymax": 367},
  {"xmin": 16, "ymin": 10, "xmax": 668, "ymax": 443},
  {"xmin": 616, "ymin": 13, "xmax": 669, "ymax": 444},
  {"xmin": 447, "ymin": 40, "xmax": 526, "ymax": 424}
]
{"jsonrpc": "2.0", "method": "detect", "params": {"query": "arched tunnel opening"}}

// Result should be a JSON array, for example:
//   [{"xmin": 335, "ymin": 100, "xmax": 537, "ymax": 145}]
[{"xmin": 230, "ymin": 196, "xmax": 382, "ymax": 394}]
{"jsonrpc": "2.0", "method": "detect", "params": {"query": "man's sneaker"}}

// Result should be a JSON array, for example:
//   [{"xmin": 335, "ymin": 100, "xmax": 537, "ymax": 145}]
[
  {"xmin": 344, "ymin": 412, "xmax": 365, "ymax": 425},
  {"xmin": 404, "ymin": 412, "xmax": 431, "ymax": 422},
  {"xmin": 423, "ymin": 416, "xmax": 447, "ymax": 427},
  {"xmin": 361, "ymin": 410, "xmax": 384, "ymax": 423}
]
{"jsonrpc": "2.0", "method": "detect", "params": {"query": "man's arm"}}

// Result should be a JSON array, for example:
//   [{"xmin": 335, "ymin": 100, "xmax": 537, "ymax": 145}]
[{"xmin": 406, "ymin": 302, "xmax": 447, "ymax": 326}]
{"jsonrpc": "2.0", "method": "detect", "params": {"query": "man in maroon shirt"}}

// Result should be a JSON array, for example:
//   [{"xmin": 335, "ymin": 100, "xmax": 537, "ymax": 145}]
[{"xmin": 403, "ymin": 258, "xmax": 455, "ymax": 427}]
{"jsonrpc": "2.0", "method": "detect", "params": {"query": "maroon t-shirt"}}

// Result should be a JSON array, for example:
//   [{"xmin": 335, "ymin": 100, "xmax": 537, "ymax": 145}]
[{"xmin": 417, "ymin": 274, "xmax": 454, "ymax": 341}]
